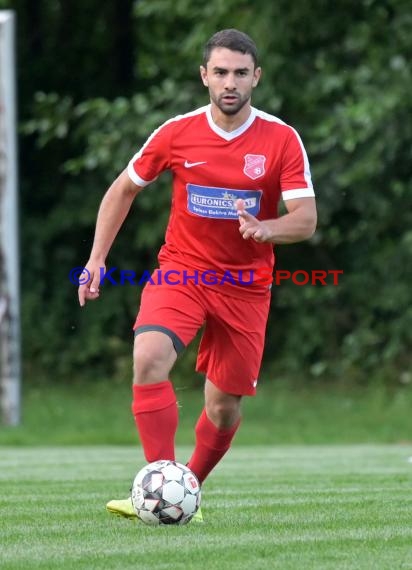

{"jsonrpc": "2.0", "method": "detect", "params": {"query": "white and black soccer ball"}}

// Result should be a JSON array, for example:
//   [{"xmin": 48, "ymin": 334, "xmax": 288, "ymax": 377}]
[{"xmin": 131, "ymin": 460, "xmax": 201, "ymax": 525}]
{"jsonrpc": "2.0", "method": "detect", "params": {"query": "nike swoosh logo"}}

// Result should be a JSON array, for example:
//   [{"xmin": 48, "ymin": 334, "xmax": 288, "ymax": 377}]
[{"xmin": 184, "ymin": 160, "xmax": 207, "ymax": 168}]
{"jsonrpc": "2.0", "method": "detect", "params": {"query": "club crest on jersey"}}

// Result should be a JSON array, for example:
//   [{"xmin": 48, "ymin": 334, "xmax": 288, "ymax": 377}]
[{"xmin": 243, "ymin": 154, "xmax": 266, "ymax": 180}]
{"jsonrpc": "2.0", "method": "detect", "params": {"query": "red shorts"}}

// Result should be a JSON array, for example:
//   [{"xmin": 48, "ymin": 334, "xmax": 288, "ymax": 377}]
[{"xmin": 133, "ymin": 268, "xmax": 271, "ymax": 396}]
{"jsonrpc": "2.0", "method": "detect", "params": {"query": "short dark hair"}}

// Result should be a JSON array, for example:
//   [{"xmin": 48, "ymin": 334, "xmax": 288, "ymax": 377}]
[{"xmin": 203, "ymin": 29, "xmax": 258, "ymax": 68}]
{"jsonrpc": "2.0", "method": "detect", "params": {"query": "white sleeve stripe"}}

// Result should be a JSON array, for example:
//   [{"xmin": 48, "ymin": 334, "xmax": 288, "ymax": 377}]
[
  {"xmin": 289, "ymin": 126, "xmax": 313, "ymax": 189},
  {"xmin": 127, "ymin": 161, "xmax": 155, "ymax": 187},
  {"xmin": 282, "ymin": 188, "xmax": 315, "ymax": 200}
]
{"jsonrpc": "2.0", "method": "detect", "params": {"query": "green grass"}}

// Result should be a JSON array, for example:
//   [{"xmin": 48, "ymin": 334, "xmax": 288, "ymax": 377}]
[
  {"xmin": 0, "ymin": 380, "xmax": 411, "ymax": 446},
  {"xmin": 1, "ymin": 445, "xmax": 412, "ymax": 569}
]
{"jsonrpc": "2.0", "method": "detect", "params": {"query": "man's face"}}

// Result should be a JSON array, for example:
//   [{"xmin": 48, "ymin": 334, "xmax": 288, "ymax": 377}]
[{"xmin": 200, "ymin": 47, "xmax": 261, "ymax": 116}]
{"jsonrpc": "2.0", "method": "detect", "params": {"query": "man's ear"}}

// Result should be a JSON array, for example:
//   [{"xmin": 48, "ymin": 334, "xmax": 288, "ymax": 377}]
[
  {"xmin": 200, "ymin": 65, "xmax": 208, "ymax": 87},
  {"xmin": 252, "ymin": 66, "xmax": 262, "ymax": 88}
]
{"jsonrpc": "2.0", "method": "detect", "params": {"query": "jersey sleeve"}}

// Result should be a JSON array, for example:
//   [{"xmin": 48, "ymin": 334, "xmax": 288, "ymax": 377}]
[
  {"xmin": 127, "ymin": 120, "xmax": 173, "ymax": 187},
  {"xmin": 281, "ymin": 127, "xmax": 315, "ymax": 201}
]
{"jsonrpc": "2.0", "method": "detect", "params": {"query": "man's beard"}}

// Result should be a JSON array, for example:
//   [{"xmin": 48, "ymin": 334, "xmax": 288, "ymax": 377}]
[{"xmin": 213, "ymin": 93, "xmax": 251, "ymax": 116}]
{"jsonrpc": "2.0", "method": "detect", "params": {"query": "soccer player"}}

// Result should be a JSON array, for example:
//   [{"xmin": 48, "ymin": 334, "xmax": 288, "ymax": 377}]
[{"xmin": 78, "ymin": 29, "xmax": 317, "ymax": 523}]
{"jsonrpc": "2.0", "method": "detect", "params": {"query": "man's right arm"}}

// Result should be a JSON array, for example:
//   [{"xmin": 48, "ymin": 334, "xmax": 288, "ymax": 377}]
[{"xmin": 78, "ymin": 169, "xmax": 142, "ymax": 306}]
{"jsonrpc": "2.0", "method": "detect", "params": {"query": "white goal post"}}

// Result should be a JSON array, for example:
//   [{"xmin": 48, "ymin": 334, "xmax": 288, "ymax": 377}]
[{"xmin": 0, "ymin": 10, "xmax": 20, "ymax": 426}]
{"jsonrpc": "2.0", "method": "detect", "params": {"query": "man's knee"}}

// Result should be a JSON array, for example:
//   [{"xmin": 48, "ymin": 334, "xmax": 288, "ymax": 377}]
[
  {"xmin": 206, "ymin": 400, "xmax": 241, "ymax": 426},
  {"xmin": 205, "ymin": 381, "xmax": 242, "ymax": 428},
  {"xmin": 133, "ymin": 331, "xmax": 177, "ymax": 384}
]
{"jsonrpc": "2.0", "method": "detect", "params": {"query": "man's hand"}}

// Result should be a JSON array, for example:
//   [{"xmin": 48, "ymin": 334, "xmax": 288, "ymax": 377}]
[
  {"xmin": 236, "ymin": 199, "xmax": 272, "ymax": 243},
  {"xmin": 78, "ymin": 262, "xmax": 105, "ymax": 307},
  {"xmin": 236, "ymin": 196, "xmax": 317, "ymax": 244}
]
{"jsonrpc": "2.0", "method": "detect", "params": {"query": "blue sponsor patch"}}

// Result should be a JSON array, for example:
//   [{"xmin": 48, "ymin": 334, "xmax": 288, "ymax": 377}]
[{"xmin": 187, "ymin": 184, "xmax": 262, "ymax": 219}]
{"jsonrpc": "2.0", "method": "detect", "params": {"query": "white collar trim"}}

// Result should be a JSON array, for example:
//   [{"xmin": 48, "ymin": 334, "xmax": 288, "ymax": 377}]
[{"xmin": 205, "ymin": 104, "xmax": 256, "ymax": 141}]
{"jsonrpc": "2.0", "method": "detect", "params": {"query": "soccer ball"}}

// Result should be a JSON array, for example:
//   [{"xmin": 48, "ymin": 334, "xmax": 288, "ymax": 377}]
[{"xmin": 131, "ymin": 460, "xmax": 201, "ymax": 525}]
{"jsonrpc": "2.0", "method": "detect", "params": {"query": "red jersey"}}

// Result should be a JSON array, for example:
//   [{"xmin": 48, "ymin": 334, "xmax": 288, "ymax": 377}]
[{"xmin": 127, "ymin": 105, "xmax": 314, "ymax": 298}]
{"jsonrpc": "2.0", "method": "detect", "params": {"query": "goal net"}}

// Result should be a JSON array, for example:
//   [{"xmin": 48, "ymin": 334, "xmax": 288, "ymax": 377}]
[{"xmin": 0, "ymin": 10, "xmax": 20, "ymax": 426}]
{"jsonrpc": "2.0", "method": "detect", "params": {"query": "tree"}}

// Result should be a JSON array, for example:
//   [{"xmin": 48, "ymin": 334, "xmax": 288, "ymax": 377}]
[{"xmin": 5, "ymin": 0, "xmax": 412, "ymax": 385}]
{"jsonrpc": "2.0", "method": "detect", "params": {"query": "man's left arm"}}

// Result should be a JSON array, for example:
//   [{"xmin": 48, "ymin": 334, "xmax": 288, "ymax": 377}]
[{"xmin": 236, "ymin": 197, "xmax": 317, "ymax": 244}]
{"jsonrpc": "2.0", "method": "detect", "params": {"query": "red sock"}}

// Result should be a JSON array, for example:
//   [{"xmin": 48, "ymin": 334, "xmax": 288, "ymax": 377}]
[
  {"xmin": 132, "ymin": 381, "xmax": 178, "ymax": 463},
  {"xmin": 187, "ymin": 408, "xmax": 241, "ymax": 483}
]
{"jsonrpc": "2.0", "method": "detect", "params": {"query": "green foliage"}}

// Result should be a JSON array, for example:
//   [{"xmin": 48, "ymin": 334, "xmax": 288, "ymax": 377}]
[{"xmin": 10, "ymin": 0, "xmax": 412, "ymax": 383}]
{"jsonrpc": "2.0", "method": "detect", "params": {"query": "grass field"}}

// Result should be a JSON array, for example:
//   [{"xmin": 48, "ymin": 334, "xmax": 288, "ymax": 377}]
[
  {"xmin": 1, "ymin": 445, "xmax": 411, "ymax": 569},
  {"xmin": 1, "ymin": 380, "xmax": 411, "ymax": 446}
]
